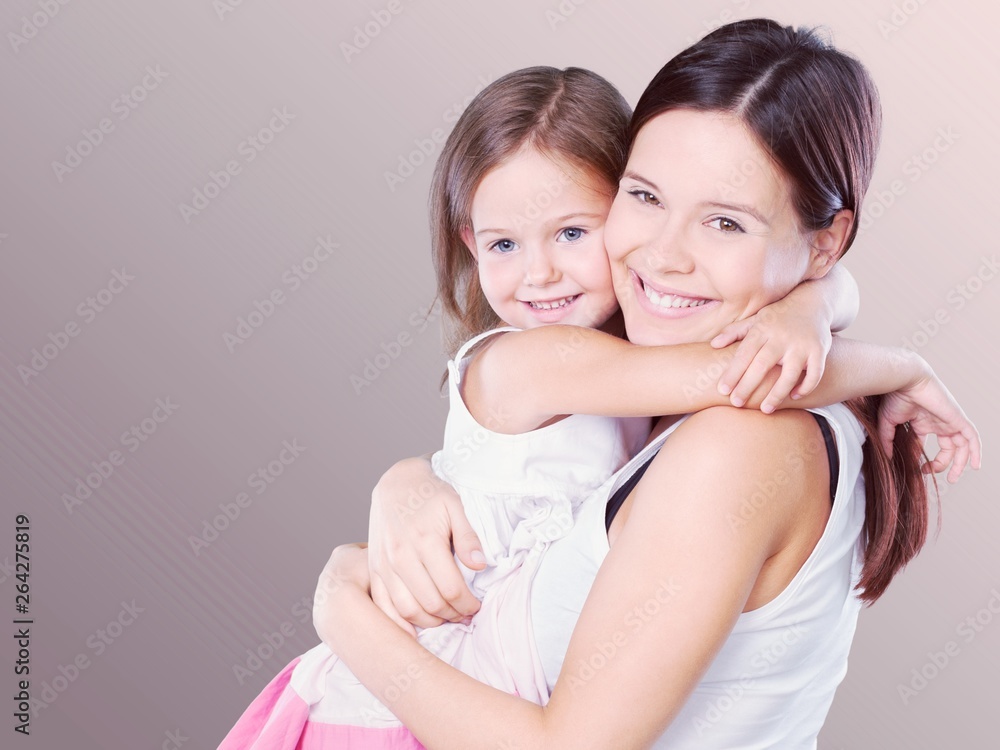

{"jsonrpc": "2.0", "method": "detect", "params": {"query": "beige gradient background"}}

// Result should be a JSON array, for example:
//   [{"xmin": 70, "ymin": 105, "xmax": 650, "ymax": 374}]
[{"xmin": 0, "ymin": 0, "xmax": 997, "ymax": 748}]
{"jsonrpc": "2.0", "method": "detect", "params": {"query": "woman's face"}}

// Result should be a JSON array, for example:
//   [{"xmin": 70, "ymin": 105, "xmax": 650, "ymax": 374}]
[{"xmin": 605, "ymin": 109, "xmax": 828, "ymax": 346}]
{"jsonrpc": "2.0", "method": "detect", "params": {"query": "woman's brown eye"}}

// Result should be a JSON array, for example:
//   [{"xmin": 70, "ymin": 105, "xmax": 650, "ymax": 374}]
[
  {"xmin": 643, "ymin": 192, "xmax": 659, "ymax": 205},
  {"xmin": 719, "ymin": 218, "xmax": 738, "ymax": 231}
]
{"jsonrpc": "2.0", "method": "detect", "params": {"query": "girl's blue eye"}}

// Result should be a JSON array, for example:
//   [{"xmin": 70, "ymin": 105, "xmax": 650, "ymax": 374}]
[
  {"xmin": 489, "ymin": 239, "xmax": 518, "ymax": 254},
  {"xmin": 707, "ymin": 217, "xmax": 745, "ymax": 234},
  {"xmin": 558, "ymin": 227, "xmax": 587, "ymax": 242},
  {"xmin": 627, "ymin": 188, "xmax": 661, "ymax": 207}
]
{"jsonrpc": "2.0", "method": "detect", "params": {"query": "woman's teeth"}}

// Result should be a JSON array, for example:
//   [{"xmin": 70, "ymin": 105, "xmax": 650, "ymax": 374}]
[
  {"xmin": 643, "ymin": 283, "xmax": 708, "ymax": 309},
  {"xmin": 528, "ymin": 295, "xmax": 578, "ymax": 310}
]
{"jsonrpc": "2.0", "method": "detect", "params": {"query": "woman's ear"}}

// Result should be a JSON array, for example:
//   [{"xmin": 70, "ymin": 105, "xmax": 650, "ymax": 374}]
[
  {"xmin": 461, "ymin": 226, "xmax": 479, "ymax": 262},
  {"xmin": 806, "ymin": 209, "xmax": 854, "ymax": 279}
]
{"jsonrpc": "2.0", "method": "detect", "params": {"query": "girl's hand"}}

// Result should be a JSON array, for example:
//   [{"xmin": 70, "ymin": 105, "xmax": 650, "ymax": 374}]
[
  {"xmin": 877, "ymin": 369, "xmax": 982, "ymax": 483},
  {"xmin": 368, "ymin": 456, "xmax": 484, "ymax": 636},
  {"xmin": 711, "ymin": 297, "xmax": 832, "ymax": 413}
]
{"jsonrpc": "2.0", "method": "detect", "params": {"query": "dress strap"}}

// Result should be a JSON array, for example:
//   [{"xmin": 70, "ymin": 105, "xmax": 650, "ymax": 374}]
[{"xmin": 454, "ymin": 326, "xmax": 521, "ymax": 364}]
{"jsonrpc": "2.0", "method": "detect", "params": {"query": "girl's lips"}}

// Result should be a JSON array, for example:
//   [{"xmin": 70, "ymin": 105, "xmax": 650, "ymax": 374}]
[
  {"xmin": 630, "ymin": 269, "xmax": 720, "ymax": 319},
  {"xmin": 519, "ymin": 293, "xmax": 582, "ymax": 322}
]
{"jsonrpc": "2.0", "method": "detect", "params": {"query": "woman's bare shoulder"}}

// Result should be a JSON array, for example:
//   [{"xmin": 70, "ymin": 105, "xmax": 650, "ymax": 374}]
[{"xmin": 623, "ymin": 406, "xmax": 829, "ymax": 549}]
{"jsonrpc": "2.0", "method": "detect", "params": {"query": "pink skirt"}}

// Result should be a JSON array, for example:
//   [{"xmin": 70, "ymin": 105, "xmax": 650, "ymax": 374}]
[
  {"xmin": 218, "ymin": 560, "xmax": 547, "ymax": 749},
  {"xmin": 217, "ymin": 653, "xmax": 428, "ymax": 749}
]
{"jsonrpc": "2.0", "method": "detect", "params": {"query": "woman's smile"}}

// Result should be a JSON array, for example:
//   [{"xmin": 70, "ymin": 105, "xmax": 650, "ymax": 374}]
[{"xmin": 630, "ymin": 269, "xmax": 720, "ymax": 318}]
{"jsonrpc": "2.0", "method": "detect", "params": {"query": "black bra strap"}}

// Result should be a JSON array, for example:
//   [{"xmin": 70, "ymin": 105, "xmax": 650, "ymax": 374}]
[
  {"xmin": 810, "ymin": 412, "xmax": 840, "ymax": 503},
  {"xmin": 605, "ymin": 450, "xmax": 658, "ymax": 533},
  {"xmin": 605, "ymin": 413, "xmax": 841, "ymax": 533}
]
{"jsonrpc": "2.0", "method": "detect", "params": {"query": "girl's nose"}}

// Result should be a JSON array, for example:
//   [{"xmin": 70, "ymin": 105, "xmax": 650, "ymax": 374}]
[{"xmin": 523, "ymin": 246, "xmax": 561, "ymax": 287}]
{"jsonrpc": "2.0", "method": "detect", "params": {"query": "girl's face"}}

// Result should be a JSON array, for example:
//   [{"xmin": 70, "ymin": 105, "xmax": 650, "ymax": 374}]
[
  {"xmin": 605, "ymin": 109, "xmax": 835, "ymax": 346},
  {"xmin": 462, "ymin": 146, "xmax": 620, "ymax": 331}
]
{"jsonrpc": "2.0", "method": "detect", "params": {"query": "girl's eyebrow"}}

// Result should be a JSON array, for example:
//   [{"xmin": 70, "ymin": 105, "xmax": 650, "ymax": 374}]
[
  {"xmin": 475, "ymin": 212, "xmax": 604, "ymax": 237},
  {"xmin": 553, "ymin": 211, "xmax": 604, "ymax": 222}
]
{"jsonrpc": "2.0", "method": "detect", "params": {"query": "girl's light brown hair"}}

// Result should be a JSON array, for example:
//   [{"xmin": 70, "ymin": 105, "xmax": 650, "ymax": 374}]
[{"xmin": 429, "ymin": 66, "xmax": 631, "ymax": 356}]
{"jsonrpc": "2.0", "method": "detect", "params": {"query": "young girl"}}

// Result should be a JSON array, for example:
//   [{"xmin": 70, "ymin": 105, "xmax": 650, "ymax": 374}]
[{"xmin": 219, "ymin": 66, "xmax": 903, "ymax": 749}]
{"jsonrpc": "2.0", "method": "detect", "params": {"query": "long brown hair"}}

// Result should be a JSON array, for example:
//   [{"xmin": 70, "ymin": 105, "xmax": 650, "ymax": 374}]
[
  {"xmin": 630, "ymin": 18, "xmax": 934, "ymax": 602},
  {"xmin": 429, "ymin": 66, "xmax": 631, "ymax": 356}
]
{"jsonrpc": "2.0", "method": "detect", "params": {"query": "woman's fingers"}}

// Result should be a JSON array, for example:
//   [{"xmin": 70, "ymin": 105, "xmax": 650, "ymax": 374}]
[
  {"xmin": 370, "ymin": 573, "xmax": 417, "ymax": 637},
  {"xmin": 394, "ymin": 547, "xmax": 468, "ymax": 623},
  {"xmin": 949, "ymin": 441, "xmax": 971, "ymax": 484},
  {"xmin": 965, "ymin": 423, "xmax": 983, "ymax": 470},
  {"xmin": 381, "ymin": 565, "xmax": 449, "ymax": 629},
  {"xmin": 876, "ymin": 411, "xmax": 898, "ymax": 457},
  {"xmin": 420, "ymin": 542, "xmax": 481, "ymax": 619},
  {"xmin": 928, "ymin": 437, "xmax": 955, "ymax": 475}
]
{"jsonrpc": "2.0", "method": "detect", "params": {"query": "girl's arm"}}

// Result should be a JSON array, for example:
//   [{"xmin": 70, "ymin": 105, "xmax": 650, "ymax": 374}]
[
  {"xmin": 321, "ymin": 408, "xmax": 828, "ymax": 749},
  {"xmin": 469, "ymin": 327, "xmax": 927, "ymax": 430}
]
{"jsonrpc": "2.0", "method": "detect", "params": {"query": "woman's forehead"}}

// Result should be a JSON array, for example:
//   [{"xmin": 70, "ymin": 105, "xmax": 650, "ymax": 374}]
[{"xmin": 628, "ymin": 110, "xmax": 792, "ymax": 215}]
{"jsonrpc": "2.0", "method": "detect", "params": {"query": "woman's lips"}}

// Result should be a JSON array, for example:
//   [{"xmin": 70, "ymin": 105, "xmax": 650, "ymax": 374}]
[{"xmin": 630, "ymin": 269, "xmax": 719, "ymax": 318}]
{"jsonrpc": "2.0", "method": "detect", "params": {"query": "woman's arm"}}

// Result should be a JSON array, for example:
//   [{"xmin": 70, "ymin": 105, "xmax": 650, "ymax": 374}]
[
  {"xmin": 367, "ymin": 454, "xmax": 485, "ymax": 633},
  {"xmin": 369, "ymin": 350, "xmax": 979, "ymax": 628},
  {"xmin": 320, "ymin": 408, "xmax": 820, "ymax": 749}
]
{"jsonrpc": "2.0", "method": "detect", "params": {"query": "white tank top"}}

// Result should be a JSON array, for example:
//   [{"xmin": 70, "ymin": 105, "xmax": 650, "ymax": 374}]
[{"xmin": 529, "ymin": 403, "xmax": 868, "ymax": 749}]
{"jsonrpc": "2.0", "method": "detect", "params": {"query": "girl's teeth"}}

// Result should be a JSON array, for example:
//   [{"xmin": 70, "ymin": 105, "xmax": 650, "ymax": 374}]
[
  {"xmin": 643, "ymin": 284, "xmax": 708, "ymax": 309},
  {"xmin": 530, "ymin": 295, "xmax": 577, "ymax": 310}
]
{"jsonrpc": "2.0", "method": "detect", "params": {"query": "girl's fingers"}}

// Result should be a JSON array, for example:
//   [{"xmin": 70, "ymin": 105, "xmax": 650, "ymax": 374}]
[
  {"xmin": 793, "ymin": 352, "xmax": 825, "ymax": 399},
  {"xmin": 711, "ymin": 318, "xmax": 754, "ymax": 349},
  {"xmin": 761, "ymin": 363, "xmax": 804, "ymax": 414},
  {"xmin": 718, "ymin": 336, "xmax": 763, "ymax": 396},
  {"xmin": 729, "ymin": 348, "xmax": 779, "ymax": 407}
]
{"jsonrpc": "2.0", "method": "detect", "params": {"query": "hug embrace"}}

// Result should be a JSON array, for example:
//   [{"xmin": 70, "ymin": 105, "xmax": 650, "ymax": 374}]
[{"xmin": 220, "ymin": 18, "xmax": 981, "ymax": 750}]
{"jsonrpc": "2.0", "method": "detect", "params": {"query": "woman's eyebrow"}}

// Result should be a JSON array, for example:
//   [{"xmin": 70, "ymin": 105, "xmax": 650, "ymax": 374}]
[
  {"xmin": 622, "ymin": 170, "xmax": 661, "ymax": 193},
  {"xmin": 704, "ymin": 201, "xmax": 770, "ymax": 227}
]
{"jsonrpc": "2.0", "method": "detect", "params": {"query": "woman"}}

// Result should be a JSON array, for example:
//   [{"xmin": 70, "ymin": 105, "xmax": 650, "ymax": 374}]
[{"xmin": 314, "ymin": 19, "xmax": 980, "ymax": 748}]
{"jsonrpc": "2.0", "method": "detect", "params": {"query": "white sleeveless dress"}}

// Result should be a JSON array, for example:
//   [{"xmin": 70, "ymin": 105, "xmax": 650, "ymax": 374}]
[
  {"xmin": 218, "ymin": 326, "xmax": 650, "ymax": 749},
  {"xmin": 530, "ymin": 403, "xmax": 868, "ymax": 749}
]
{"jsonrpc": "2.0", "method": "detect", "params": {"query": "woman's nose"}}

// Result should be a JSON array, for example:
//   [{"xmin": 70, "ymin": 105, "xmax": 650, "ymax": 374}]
[
  {"xmin": 641, "ymin": 221, "xmax": 695, "ymax": 275},
  {"xmin": 523, "ymin": 246, "xmax": 561, "ymax": 287}
]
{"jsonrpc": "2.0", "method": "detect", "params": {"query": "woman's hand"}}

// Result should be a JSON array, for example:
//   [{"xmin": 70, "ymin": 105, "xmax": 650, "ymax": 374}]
[
  {"xmin": 368, "ymin": 455, "xmax": 484, "ymax": 636},
  {"xmin": 877, "ymin": 367, "xmax": 982, "ymax": 483},
  {"xmin": 312, "ymin": 542, "xmax": 372, "ymax": 649}
]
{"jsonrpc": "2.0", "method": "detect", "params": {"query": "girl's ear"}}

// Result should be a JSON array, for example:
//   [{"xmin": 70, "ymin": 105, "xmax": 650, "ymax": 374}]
[
  {"xmin": 461, "ymin": 226, "xmax": 479, "ymax": 262},
  {"xmin": 806, "ymin": 209, "xmax": 853, "ymax": 280}
]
